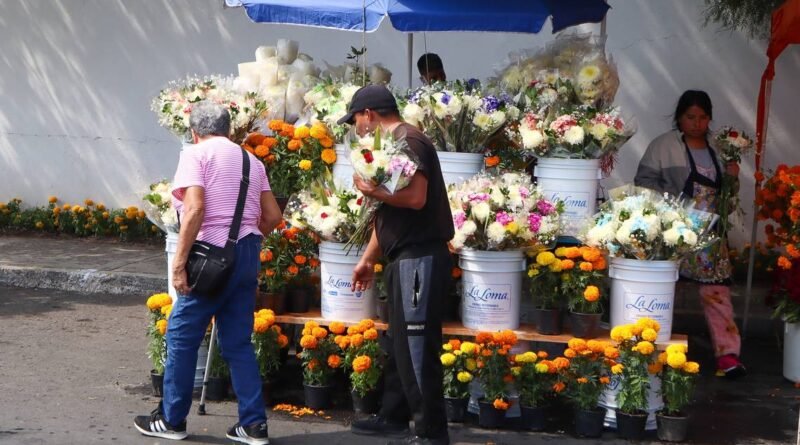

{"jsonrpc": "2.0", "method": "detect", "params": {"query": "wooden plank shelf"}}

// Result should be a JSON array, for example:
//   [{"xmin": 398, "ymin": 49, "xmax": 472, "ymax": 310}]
[{"xmin": 274, "ymin": 309, "xmax": 688, "ymax": 350}]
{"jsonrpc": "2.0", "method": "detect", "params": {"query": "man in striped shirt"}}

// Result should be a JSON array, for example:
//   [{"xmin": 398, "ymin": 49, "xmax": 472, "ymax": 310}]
[{"xmin": 134, "ymin": 101, "xmax": 281, "ymax": 445}]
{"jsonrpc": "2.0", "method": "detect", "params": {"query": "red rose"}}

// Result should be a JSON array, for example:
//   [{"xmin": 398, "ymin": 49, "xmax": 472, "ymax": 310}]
[
  {"xmin": 321, "ymin": 212, "xmax": 328, "ymax": 219},
  {"xmin": 362, "ymin": 149, "xmax": 374, "ymax": 164},
  {"xmin": 729, "ymin": 130, "xmax": 739, "ymax": 138}
]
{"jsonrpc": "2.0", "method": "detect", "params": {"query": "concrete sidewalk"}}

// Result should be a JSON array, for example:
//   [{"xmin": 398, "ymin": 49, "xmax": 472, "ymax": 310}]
[{"xmin": 0, "ymin": 234, "xmax": 167, "ymax": 295}]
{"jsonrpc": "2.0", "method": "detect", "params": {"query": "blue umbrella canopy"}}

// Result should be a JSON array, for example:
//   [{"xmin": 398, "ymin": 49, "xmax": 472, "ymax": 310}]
[{"xmin": 227, "ymin": 0, "xmax": 610, "ymax": 33}]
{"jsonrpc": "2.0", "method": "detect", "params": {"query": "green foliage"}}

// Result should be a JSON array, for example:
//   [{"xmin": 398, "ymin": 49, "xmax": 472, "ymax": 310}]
[
  {"xmin": 660, "ymin": 366, "xmax": 697, "ymax": 416},
  {"xmin": 207, "ymin": 333, "xmax": 230, "ymax": 379},
  {"xmin": 703, "ymin": 0, "xmax": 783, "ymax": 39}
]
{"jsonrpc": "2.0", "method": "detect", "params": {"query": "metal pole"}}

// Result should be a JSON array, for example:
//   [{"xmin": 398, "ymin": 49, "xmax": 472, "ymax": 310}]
[
  {"xmin": 600, "ymin": 15, "xmax": 607, "ymax": 38},
  {"xmin": 407, "ymin": 33, "xmax": 414, "ymax": 89},
  {"xmin": 197, "ymin": 321, "xmax": 217, "ymax": 415}
]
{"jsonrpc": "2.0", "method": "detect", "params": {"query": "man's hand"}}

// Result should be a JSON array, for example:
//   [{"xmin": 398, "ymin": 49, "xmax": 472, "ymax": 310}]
[
  {"xmin": 173, "ymin": 266, "xmax": 192, "ymax": 295},
  {"xmin": 353, "ymin": 174, "xmax": 381, "ymax": 199},
  {"xmin": 725, "ymin": 161, "xmax": 740, "ymax": 177},
  {"xmin": 351, "ymin": 259, "xmax": 374, "ymax": 292}
]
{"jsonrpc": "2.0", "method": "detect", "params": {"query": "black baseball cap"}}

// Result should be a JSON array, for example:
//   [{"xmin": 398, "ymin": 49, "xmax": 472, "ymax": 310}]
[{"xmin": 337, "ymin": 84, "xmax": 399, "ymax": 125}]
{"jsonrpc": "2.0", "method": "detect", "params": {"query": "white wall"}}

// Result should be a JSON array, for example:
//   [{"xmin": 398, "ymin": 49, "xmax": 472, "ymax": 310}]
[{"xmin": 1, "ymin": 0, "xmax": 798, "ymax": 245}]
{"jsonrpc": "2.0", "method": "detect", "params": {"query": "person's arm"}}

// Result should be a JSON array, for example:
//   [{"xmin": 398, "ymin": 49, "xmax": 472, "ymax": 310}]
[
  {"xmin": 351, "ymin": 228, "xmax": 381, "ymax": 292},
  {"xmin": 258, "ymin": 191, "xmax": 282, "ymax": 235},
  {"xmin": 173, "ymin": 186, "xmax": 204, "ymax": 295},
  {"xmin": 634, "ymin": 140, "xmax": 666, "ymax": 193},
  {"xmin": 353, "ymin": 171, "xmax": 428, "ymax": 210}
]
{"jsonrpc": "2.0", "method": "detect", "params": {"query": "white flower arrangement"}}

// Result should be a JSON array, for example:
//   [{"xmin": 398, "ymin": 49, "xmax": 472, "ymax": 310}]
[
  {"xmin": 284, "ymin": 176, "xmax": 361, "ymax": 243},
  {"xmin": 448, "ymin": 172, "xmax": 563, "ymax": 251},
  {"xmin": 580, "ymin": 185, "xmax": 717, "ymax": 261},
  {"xmin": 712, "ymin": 126, "xmax": 753, "ymax": 164},
  {"xmin": 303, "ymin": 79, "xmax": 362, "ymax": 142},
  {"xmin": 151, "ymin": 75, "xmax": 268, "ymax": 144},
  {"xmin": 142, "ymin": 180, "xmax": 179, "ymax": 233}
]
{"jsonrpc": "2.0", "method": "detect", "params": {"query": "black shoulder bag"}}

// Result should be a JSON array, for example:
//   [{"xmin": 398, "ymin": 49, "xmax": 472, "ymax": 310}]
[{"xmin": 184, "ymin": 148, "xmax": 250, "ymax": 298}]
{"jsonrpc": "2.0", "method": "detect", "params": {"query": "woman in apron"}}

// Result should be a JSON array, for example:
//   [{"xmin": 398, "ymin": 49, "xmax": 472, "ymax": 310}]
[{"xmin": 635, "ymin": 90, "xmax": 746, "ymax": 378}]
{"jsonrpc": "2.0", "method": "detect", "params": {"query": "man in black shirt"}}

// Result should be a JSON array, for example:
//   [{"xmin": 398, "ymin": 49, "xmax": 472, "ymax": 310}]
[
  {"xmin": 338, "ymin": 85, "xmax": 453, "ymax": 445},
  {"xmin": 417, "ymin": 53, "xmax": 446, "ymax": 85}
]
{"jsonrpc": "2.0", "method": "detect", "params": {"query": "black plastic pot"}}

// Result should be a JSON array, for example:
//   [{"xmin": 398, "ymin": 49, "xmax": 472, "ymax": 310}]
[
  {"xmin": 304, "ymin": 384, "xmax": 334, "ymax": 410},
  {"xmin": 287, "ymin": 285, "xmax": 311, "ymax": 313},
  {"xmin": 519, "ymin": 404, "xmax": 547, "ymax": 432},
  {"xmin": 616, "ymin": 410, "xmax": 648, "ymax": 440},
  {"xmin": 261, "ymin": 378, "xmax": 274, "ymax": 406},
  {"xmin": 257, "ymin": 290, "xmax": 288, "ymax": 315},
  {"xmin": 205, "ymin": 376, "xmax": 229, "ymax": 401},
  {"xmin": 150, "ymin": 370, "xmax": 164, "ymax": 397},
  {"xmin": 574, "ymin": 407, "xmax": 605, "ymax": 438},
  {"xmin": 535, "ymin": 308, "xmax": 563, "ymax": 335},
  {"xmin": 351, "ymin": 389, "xmax": 380, "ymax": 414},
  {"xmin": 569, "ymin": 311, "xmax": 602, "ymax": 338},
  {"xmin": 444, "ymin": 397, "xmax": 469, "ymax": 423},
  {"xmin": 478, "ymin": 399, "xmax": 506, "ymax": 429},
  {"xmin": 657, "ymin": 413, "xmax": 689, "ymax": 442}
]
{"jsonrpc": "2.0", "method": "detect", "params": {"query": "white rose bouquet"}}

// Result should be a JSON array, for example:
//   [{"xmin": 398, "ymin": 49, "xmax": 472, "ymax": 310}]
[
  {"xmin": 303, "ymin": 79, "xmax": 361, "ymax": 143},
  {"xmin": 283, "ymin": 175, "xmax": 361, "ymax": 243},
  {"xmin": 448, "ymin": 172, "xmax": 563, "ymax": 251},
  {"xmin": 581, "ymin": 186, "xmax": 717, "ymax": 261},
  {"xmin": 142, "ymin": 180, "xmax": 179, "ymax": 233}
]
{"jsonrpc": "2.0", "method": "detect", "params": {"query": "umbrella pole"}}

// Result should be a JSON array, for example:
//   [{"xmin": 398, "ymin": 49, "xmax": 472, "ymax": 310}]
[{"xmin": 407, "ymin": 33, "xmax": 414, "ymax": 89}]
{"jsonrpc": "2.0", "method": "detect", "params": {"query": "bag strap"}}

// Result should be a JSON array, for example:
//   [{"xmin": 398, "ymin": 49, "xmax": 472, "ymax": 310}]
[{"xmin": 224, "ymin": 149, "xmax": 251, "ymax": 250}]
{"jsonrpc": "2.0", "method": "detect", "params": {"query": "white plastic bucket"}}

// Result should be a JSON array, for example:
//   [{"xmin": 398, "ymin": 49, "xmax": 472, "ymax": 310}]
[
  {"xmin": 459, "ymin": 249, "xmax": 526, "ymax": 330},
  {"xmin": 608, "ymin": 258, "xmax": 679, "ymax": 343},
  {"xmin": 319, "ymin": 241, "xmax": 375, "ymax": 321},
  {"xmin": 165, "ymin": 231, "xmax": 179, "ymax": 302},
  {"xmin": 438, "ymin": 151, "xmax": 483, "ymax": 186},
  {"xmin": 784, "ymin": 321, "xmax": 800, "ymax": 383},
  {"xmin": 332, "ymin": 144, "xmax": 354, "ymax": 188},
  {"xmin": 599, "ymin": 374, "xmax": 663, "ymax": 431},
  {"xmin": 533, "ymin": 157, "xmax": 600, "ymax": 237}
]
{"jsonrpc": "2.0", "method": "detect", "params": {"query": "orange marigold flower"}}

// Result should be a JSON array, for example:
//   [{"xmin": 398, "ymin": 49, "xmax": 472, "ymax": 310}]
[
  {"xmin": 568, "ymin": 338, "xmax": 587, "ymax": 351},
  {"xmin": 263, "ymin": 137, "xmax": 278, "ymax": 149},
  {"xmin": 288, "ymin": 264, "xmax": 299, "ymax": 275},
  {"xmin": 294, "ymin": 255, "xmax": 307, "ymax": 265},
  {"xmin": 579, "ymin": 261, "xmax": 594, "ymax": 272},
  {"xmin": 300, "ymin": 335, "xmax": 318, "ymax": 349},
  {"xmin": 307, "ymin": 358, "xmax": 319, "ymax": 371},
  {"xmin": 268, "ymin": 120, "xmax": 284, "ymax": 131},
  {"xmin": 778, "ymin": 256, "xmax": 792, "ymax": 270},
  {"xmin": 576, "ymin": 377, "xmax": 589, "ymax": 384},
  {"xmin": 599, "ymin": 376, "xmax": 611, "ymax": 385},
  {"xmin": 321, "ymin": 148, "xmax": 337, "ymax": 165},
  {"xmin": 537, "ymin": 351, "xmax": 548, "ymax": 359},
  {"xmin": 312, "ymin": 327, "xmax": 328, "ymax": 339},
  {"xmin": 319, "ymin": 137, "xmax": 334, "ymax": 148},
  {"xmin": 451, "ymin": 267, "xmax": 462, "ymax": 279},
  {"xmin": 564, "ymin": 348, "xmax": 577, "ymax": 358},
  {"xmin": 564, "ymin": 247, "xmax": 581, "ymax": 259},
  {"xmin": 485, "ymin": 156, "xmax": 500, "ymax": 168},
  {"xmin": 503, "ymin": 374, "xmax": 514, "ymax": 383},
  {"xmin": 553, "ymin": 381, "xmax": 566, "ymax": 393},
  {"xmin": 277, "ymin": 334, "xmax": 289, "ymax": 348},
  {"xmin": 561, "ymin": 259, "xmax": 575, "ymax": 270},
  {"xmin": 364, "ymin": 328, "xmax": 378, "ymax": 340},
  {"xmin": 754, "ymin": 170, "xmax": 765, "ymax": 182},
  {"xmin": 584, "ymin": 285, "xmax": 601, "ymax": 302},
  {"xmin": 287, "ymin": 139, "xmax": 302, "ymax": 151},
  {"xmin": 350, "ymin": 333, "xmax": 364, "ymax": 347},
  {"xmin": 476, "ymin": 332, "xmax": 494, "ymax": 344},
  {"xmin": 265, "ymin": 269, "xmax": 276, "ymax": 277},
  {"xmin": 260, "ymin": 250, "xmax": 273, "ymax": 263},
  {"xmin": 327, "ymin": 354, "xmax": 341, "ymax": 368},
  {"xmin": 788, "ymin": 244, "xmax": 800, "ymax": 259},
  {"xmin": 493, "ymin": 399, "xmax": 510, "ymax": 410},
  {"xmin": 309, "ymin": 258, "xmax": 320, "ymax": 268},
  {"xmin": 352, "ymin": 355, "xmax": 372, "ymax": 373},
  {"xmin": 448, "ymin": 339, "xmax": 462, "ymax": 351},
  {"xmin": 329, "ymin": 321, "xmax": 346, "ymax": 335},
  {"xmin": 648, "ymin": 362, "xmax": 664, "ymax": 374},
  {"xmin": 255, "ymin": 145, "xmax": 270, "ymax": 158},
  {"xmin": 553, "ymin": 357, "xmax": 570, "ymax": 370},
  {"xmin": 592, "ymin": 257, "xmax": 607, "ymax": 271}
]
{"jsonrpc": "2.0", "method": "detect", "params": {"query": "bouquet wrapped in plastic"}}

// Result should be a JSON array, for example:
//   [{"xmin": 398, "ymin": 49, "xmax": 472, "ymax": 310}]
[{"xmin": 142, "ymin": 180, "xmax": 178, "ymax": 233}]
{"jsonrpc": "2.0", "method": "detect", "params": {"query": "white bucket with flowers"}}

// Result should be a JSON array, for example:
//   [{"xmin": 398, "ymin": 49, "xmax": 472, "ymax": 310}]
[{"xmin": 449, "ymin": 172, "xmax": 563, "ymax": 330}]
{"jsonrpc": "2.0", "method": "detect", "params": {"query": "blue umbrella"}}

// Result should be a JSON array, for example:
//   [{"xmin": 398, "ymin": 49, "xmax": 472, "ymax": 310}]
[{"xmin": 228, "ymin": 0, "xmax": 610, "ymax": 33}]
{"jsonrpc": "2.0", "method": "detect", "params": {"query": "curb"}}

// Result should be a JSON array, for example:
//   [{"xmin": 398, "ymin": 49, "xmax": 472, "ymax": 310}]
[{"xmin": 0, "ymin": 265, "xmax": 166, "ymax": 295}]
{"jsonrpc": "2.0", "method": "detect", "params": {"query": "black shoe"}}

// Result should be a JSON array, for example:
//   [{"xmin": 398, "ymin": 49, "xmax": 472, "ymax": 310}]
[
  {"xmin": 387, "ymin": 435, "xmax": 450, "ymax": 445},
  {"xmin": 133, "ymin": 407, "xmax": 188, "ymax": 440},
  {"xmin": 226, "ymin": 421, "xmax": 269, "ymax": 445},
  {"xmin": 351, "ymin": 415, "xmax": 410, "ymax": 438}
]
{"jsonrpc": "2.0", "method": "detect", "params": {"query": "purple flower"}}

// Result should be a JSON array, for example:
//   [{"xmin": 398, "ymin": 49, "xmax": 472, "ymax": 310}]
[
  {"xmin": 468, "ymin": 192, "xmax": 490, "ymax": 203},
  {"xmin": 440, "ymin": 93, "xmax": 451, "ymax": 105},
  {"xmin": 528, "ymin": 213, "xmax": 542, "ymax": 232},
  {"xmin": 519, "ymin": 186, "xmax": 530, "ymax": 199},
  {"xmin": 496, "ymin": 211, "xmax": 514, "ymax": 226},
  {"xmin": 536, "ymin": 199, "xmax": 554, "ymax": 216},
  {"xmin": 453, "ymin": 211, "xmax": 467, "ymax": 229},
  {"xmin": 466, "ymin": 78, "xmax": 480, "ymax": 91},
  {"xmin": 482, "ymin": 96, "xmax": 500, "ymax": 113},
  {"xmin": 389, "ymin": 157, "xmax": 417, "ymax": 177}
]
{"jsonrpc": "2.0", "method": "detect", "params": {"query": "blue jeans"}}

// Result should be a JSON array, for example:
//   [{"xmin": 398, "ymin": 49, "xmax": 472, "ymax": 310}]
[{"xmin": 163, "ymin": 234, "xmax": 265, "ymax": 427}]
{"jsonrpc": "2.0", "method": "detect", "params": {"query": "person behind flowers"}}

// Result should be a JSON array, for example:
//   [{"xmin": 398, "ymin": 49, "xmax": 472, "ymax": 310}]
[
  {"xmin": 341, "ymin": 84, "xmax": 454, "ymax": 445},
  {"xmin": 417, "ymin": 53, "xmax": 446, "ymax": 85},
  {"xmin": 634, "ymin": 90, "xmax": 745, "ymax": 378},
  {"xmin": 134, "ymin": 101, "xmax": 281, "ymax": 444}
]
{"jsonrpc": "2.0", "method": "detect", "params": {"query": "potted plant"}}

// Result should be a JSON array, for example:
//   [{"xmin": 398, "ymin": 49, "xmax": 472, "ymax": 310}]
[
  {"xmin": 252, "ymin": 309, "xmax": 289, "ymax": 405},
  {"xmin": 299, "ymin": 321, "xmax": 340, "ymax": 409},
  {"xmin": 557, "ymin": 246, "xmax": 607, "ymax": 338},
  {"xmin": 440, "ymin": 339, "xmax": 479, "ymax": 422},
  {"xmin": 561, "ymin": 337, "xmax": 616, "ymax": 438},
  {"xmin": 373, "ymin": 260, "xmax": 389, "ymax": 320},
  {"xmin": 513, "ymin": 350, "xmax": 559, "ymax": 431},
  {"xmin": 474, "ymin": 330, "xmax": 518, "ymax": 429},
  {"xmin": 206, "ymin": 330, "xmax": 231, "ymax": 401},
  {"xmin": 145, "ymin": 292, "xmax": 172, "ymax": 397},
  {"xmin": 611, "ymin": 318, "xmax": 661, "ymax": 440},
  {"xmin": 258, "ymin": 227, "xmax": 290, "ymax": 314},
  {"xmin": 282, "ymin": 225, "xmax": 320, "ymax": 313},
  {"xmin": 770, "ymin": 258, "xmax": 800, "ymax": 383},
  {"xmin": 449, "ymin": 172, "xmax": 563, "ymax": 331},
  {"xmin": 335, "ymin": 319, "xmax": 384, "ymax": 414},
  {"xmin": 656, "ymin": 344, "xmax": 700, "ymax": 442},
  {"xmin": 527, "ymin": 250, "xmax": 564, "ymax": 335}
]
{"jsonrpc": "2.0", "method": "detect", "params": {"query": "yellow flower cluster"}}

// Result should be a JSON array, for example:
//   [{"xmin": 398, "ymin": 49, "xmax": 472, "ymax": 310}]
[
  {"xmin": 146, "ymin": 293, "xmax": 172, "ymax": 312},
  {"xmin": 656, "ymin": 344, "xmax": 699, "ymax": 373}
]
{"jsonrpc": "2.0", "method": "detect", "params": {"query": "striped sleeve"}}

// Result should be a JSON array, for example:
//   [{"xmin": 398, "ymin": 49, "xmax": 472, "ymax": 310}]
[{"xmin": 172, "ymin": 148, "xmax": 205, "ymax": 201}]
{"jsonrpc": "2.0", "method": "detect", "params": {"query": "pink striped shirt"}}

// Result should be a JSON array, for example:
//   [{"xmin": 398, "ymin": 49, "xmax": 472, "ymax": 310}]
[{"xmin": 172, "ymin": 136, "xmax": 271, "ymax": 248}]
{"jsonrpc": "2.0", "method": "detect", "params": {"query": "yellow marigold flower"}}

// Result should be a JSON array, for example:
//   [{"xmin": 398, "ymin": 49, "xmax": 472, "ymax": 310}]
[
  {"xmin": 48, "ymin": 196, "xmax": 58, "ymax": 203},
  {"xmin": 298, "ymin": 159, "xmax": 312, "ymax": 170},
  {"xmin": 440, "ymin": 352, "xmax": 456, "ymax": 367},
  {"xmin": 537, "ymin": 351, "xmax": 548, "ymax": 359},
  {"xmin": 453, "ymin": 350, "xmax": 462, "ymax": 356},
  {"xmin": 564, "ymin": 348, "xmax": 577, "ymax": 358},
  {"xmin": 564, "ymin": 247, "xmax": 581, "ymax": 259},
  {"xmin": 667, "ymin": 352, "xmax": 687, "ymax": 369},
  {"xmin": 666, "ymin": 344, "xmax": 687, "ymax": 355},
  {"xmin": 329, "ymin": 321, "xmax": 346, "ymax": 335},
  {"xmin": 442, "ymin": 343, "xmax": 453, "ymax": 351},
  {"xmin": 511, "ymin": 366, "xmax": 522, "ymax": 377},
  {"xmin": 84, "ymin": 199, "xmax": 94, "ymax": 206},
  {"xmin": 683, "ymin": 361, "xmax": 700, "ymax": 374},
  {"xmin": 586, "ymin": 340, "xmax": 604, "ymax": 353},
  {"xmin": 527, "ymin": 268, "xmax": 540, "ymax": 278},
  {"xmin": 160, "ymin": 304, "xmax": 172, "ymax": 317},
  {"xmin": 641, "ymin": 328, "xmax": 658, "ymax": 342},
  {"xmin": 156, "ymin": 319, "xmax": 167, "ymax": 336},
  {"xmin": 359, "ymin": 319, "xmax": 375, "ymax": 329},
  {"xmin": 636, "ymin": 317, "xmax": 660, "ymax": 332},
  {"xmin": 114, "ymin": 215, "xmax": 124, "ymax": 224},
  {"xmin": 583, "ymin": 285, "xmax": 600, "ymax": 302},
  {"xmin": 254, "ymin": 317, "xmax": 269, "ymax": 333},
  {"xmin": 535, "ymin": 363, "xmax": 549, "ymax": 373},
  {"xmin": 568, "ymin": 338, "xmax": 587, "ymax": 351},
  {"xmin": 294, "ymin": 126, "xmax": 311, "ymax": 139},
  {"xmin": 465, "ymin": 358, "xmax": 477, "ymax": 371},
  {"xmin": 549, "ymin": 259, "xmax": 563, "ymax": 272},
  {"xmin": 35, "ymin": 221, "xmax": 44, "ymax": 229},
  {"xmin": 352, "ymin": 355, "xmax": 372, "ymax": 373},
  {"xmin": 536, "ymin": 251, "xmax": 556, "ymax": 266},
  {"xmin": 554, "ymin": 247, "xmax": 567, "ymax": 257},
  {"xmin": 635, "ymin": 341, "xmax": 655, "ymax": 355},
  {"xmin": 611, "ymin": 364, "xmax": 624, "ymax": 374},
  {"xmin": 62, "ymin": 204, "xmax": 71, "ymax": 210},
  {"xmin": 71, "ymin": 205, "xmax": 82, "ymax": 213},
  {"xmin": 309, "ymin": 126, "xmax": 327, "ymax": 140},
  {"xmin": 460, "ymin": 341, "xmax": 477, "ymax": 355},
  {"xmin": 372, "ymin": 263, "xmax": 383, "ymax": 274},
  {"xmin": 364, "ymin": 328, "xmax": 378, "ymax": 340},
  {"xmin": 312, "ymin": 327, "xmax": 328, "ymax": 339},
  {"xmin": 505, "ymin": 221, "xmax": 519, "ymax": 234},
  {"xmin": 300, "ymin": 335, "xmax": 318, "ymax": 350},
  {"xmin": 457, "ymin": 371, "xmax": 473, "ymax": 383},
  {"xmin": 304, "ymin": 320, "xmax": 319, "ymax": 329},
  {"xmin": 102, "ymin": 211, "xmax": 109, "ymax": 219},
  {"xmin": 96, "ymin": 204, "xmax": 106, "ymax": 211}
]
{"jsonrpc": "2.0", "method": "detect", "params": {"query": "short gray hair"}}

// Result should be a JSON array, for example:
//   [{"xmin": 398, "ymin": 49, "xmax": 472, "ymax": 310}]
[{"xmin": 189, "ymin": 101, "xmax": 231, "ymax": 137}]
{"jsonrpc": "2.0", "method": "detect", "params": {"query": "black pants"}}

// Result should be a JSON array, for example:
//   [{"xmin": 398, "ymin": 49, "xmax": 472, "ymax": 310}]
[{"xmin": 380, "ymin": 244, "xmax": 452, "ymax": 440}]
